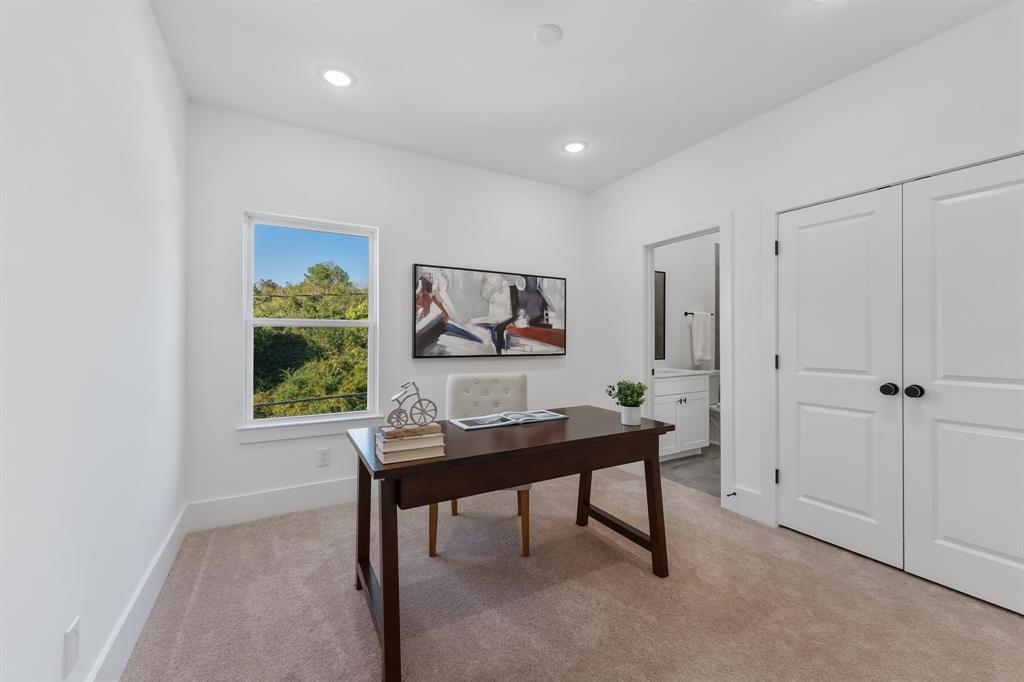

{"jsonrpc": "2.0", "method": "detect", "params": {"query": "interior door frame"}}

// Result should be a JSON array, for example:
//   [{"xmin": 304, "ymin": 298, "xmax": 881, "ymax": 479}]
[
  {"xmin": 641, "ymin": 212, "xmax": 735, "ymax": 505},
  {"xmin": 765, "ymin": 150, "xmax": 1024, "ymax": 528}
]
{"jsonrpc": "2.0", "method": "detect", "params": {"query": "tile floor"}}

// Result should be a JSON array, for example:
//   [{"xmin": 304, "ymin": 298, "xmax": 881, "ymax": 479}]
[{"xmin": 660, "ymin": 444, "xmax": 720, "ymax": 497}]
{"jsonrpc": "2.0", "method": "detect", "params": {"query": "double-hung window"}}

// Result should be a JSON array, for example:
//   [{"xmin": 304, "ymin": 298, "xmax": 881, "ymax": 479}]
[{"xmin": 244, "ymin": 213, "xmax": 377, "ymax": 424}]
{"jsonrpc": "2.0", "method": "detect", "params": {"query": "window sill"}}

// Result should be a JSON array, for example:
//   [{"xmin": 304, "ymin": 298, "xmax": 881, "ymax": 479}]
[{"xmin": 237, "ymin": 412, "xmax": 384, "ymax": 444}]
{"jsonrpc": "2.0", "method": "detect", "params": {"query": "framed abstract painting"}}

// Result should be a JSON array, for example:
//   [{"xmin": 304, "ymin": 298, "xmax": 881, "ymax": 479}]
[{"xmin": 413, "ymin": 263, "xmax": 566, "ymax": 357}]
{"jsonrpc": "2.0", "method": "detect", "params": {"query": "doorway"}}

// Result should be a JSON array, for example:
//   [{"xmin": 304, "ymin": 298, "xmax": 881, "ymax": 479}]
[{"xmin": 642, "ymin": 214, "xmax": 734, "ymax": 501}]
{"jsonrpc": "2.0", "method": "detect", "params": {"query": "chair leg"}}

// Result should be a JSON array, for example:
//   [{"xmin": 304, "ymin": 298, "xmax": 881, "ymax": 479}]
[
  {"xmin": 428, "ymin": 503, "xmax": 438, "ymax": 557},
  {"xmin": 450, "ymin": 498, "xmax": 458, "ymax": 516},
  {"xmin": 518, "ymin": 489, "xmax": 530, "ymax": 557}
]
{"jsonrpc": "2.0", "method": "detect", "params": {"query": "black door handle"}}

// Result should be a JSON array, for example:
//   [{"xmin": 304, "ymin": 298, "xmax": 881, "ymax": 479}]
[
  {"xmin": 904, "ymin": 384, "xmax": 926, "ymax": 398},
  {"xmin": 879, "ymin": 382, "xmax": 900, "ymax": 396},
  {"xmin": 677, "ymin": 397, "xmax": 687, "ymax": 404}
]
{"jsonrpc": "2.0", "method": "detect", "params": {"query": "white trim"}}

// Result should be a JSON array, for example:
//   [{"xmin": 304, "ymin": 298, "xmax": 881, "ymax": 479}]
[
  {"xmin": 661, "ymin": 448, "xmax": 703, "ymax": 462},
  {"xmin": 638, "ymin": 212, "xmax": 736, "ymax": 508},
  {"xmin": 775, "ymin": 150, "xmax": 1024, "ymax": 217},
  {"xmin": 87, "ymin": 476, "xmax": 363, "ymax": 680},
  {"xmin": 252, "ymin": 318, "xmax": 371, "ymax": 328},
  {"xmin": 244, "ymin": 210, "xmax": 379, "ymax": 237},
  {"xmin": 236, "ymin": 411, "xmax": 384, "ymax": 443},
  {"xmin": 241, "ymin": 211, "xmax": 380, "ymax": 431},
  {"xmin": 86, "ymin": 506, "xmax": 188, "ymax": 682},
  {"xmin": 183, "ymin": 475, "xmax": 359, "ymax": 532},
  {"xmin": 749, "ymin": 208, "xmax": 780, "ymax": 526}
]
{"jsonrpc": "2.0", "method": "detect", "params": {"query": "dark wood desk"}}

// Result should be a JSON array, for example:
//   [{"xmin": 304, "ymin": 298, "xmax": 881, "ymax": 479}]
[{"xmin": 346, "ymin": 404, "xmax": 674, "ymax": 681}]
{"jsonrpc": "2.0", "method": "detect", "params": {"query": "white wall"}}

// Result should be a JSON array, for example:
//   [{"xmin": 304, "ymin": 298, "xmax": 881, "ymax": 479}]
[
  {"xmin": 0, "ymin": 1, "xmax": 187, "ymax": 680},
  {"xmin": 654, "ymin": 233, "xmax": 718, "ymax": 370},
  {"xmin": 585, "ymin": 2, "xmax": 1024, "ymax": 524},
  {"xmin": 2, "ymin": 5, "xmax": 1020, "ymax": 676},
  {"xmin": 185, "ymin": 104, "xmax": 589, "ymax": 508}
]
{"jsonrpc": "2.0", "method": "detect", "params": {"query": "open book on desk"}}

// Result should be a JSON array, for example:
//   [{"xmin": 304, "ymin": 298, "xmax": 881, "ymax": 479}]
[{"xmin": 449, "ymin": 409, "xmax": 568, "ymax": 431}]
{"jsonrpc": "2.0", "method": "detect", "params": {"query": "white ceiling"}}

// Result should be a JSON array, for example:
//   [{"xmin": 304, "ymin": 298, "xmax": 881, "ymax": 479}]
[{"xmin": 152, "ymin": 0, "xmax": 1003, "ymax": 191}]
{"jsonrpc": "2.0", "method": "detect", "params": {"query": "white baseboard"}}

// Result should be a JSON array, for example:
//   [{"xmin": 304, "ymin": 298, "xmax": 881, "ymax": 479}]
[
  {"xmin": 723, "ymin": 486, "xmax": 774, "ymax": 526},
  {"xmin": 88, "ymin": 475, "xmax": 359, "ymax": 680},
  {"xmin": 660, "ymin": 448, "xmax": 702, "ymax": 462},
  {"xmin": 184, "ymin": 475, "xmax": 359, "ymax": 532},
  {"xmin": 87, "ymin": 506, "xmax": 189, "ymax": 681}
]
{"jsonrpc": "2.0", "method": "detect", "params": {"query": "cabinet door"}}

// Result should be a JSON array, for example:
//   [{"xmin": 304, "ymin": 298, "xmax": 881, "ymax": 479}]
[
  {"xmin": 903, "ymin": 155, "xmax": 1024, "ymax": 614},
  {"xmin": 676, "ymin": 392, "xmax": 710, "ymax": 450},
  {"xmin": 653, "ymin": 394, "xmax": 680, "ymax": 456},
  {"xmin": 777, "ymin": 186, "xmax": 904, "ymax": 568}
]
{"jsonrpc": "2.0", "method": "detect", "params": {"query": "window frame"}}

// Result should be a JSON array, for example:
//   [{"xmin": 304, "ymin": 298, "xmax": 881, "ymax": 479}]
[{"xmin": 241, "ymin": 211, "xmax": 379, "ymax": 429}]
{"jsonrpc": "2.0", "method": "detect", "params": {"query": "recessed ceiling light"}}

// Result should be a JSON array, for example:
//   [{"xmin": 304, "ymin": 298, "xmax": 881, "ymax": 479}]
[
  {"xmin": 533, "ymin": 24, "xmax": 563, "ymax": 46},
  {"xmin": 562, "ymin": 141, "xmax": 587, "ymax": 154},
  {"xmin": 321, "ymin": 68, "xmax": 355, "ymax": 88}
]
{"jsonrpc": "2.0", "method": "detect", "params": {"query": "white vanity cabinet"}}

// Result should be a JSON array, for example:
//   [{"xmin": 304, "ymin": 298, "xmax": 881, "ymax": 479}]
[{"xmin": 652, "ymin": 373, "xmax": 710, "ymax": 458}]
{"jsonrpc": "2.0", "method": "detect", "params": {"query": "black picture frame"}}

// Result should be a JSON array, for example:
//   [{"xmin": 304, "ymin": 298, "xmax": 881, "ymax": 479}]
[{"xmin": 412, "ymin": 263, "xmax": 567, "ymax": 358}]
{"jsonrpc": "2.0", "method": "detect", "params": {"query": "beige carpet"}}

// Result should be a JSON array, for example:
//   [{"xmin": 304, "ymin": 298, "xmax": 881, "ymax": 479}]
[{"xmin": 123, "ymin": 470, "xmax": 1023, "ymax": 681}]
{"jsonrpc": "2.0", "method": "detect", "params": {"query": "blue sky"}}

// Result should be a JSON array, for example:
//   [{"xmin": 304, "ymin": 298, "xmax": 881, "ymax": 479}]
[{"xmin": 254, "ymin": 224, "xmax": 369, "ymax": 286}]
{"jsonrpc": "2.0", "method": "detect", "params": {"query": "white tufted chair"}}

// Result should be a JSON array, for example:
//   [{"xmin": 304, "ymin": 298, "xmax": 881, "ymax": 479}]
[{"xmin": 428, "ymin": 372, "xmax": 531, "ymax": 557}]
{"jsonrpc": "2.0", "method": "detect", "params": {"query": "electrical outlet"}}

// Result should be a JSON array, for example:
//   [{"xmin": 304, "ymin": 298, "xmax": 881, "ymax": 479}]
[
  {"xmin": 316, "ymin": 448, "xmax": 331, "ymax": 468},
  {"xmin": 63, "ymin": 617, "xmax": 80, "ymax": 678}
]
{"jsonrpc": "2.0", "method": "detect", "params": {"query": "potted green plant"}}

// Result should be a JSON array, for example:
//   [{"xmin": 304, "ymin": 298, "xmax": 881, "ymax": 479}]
[{"xmin": 606, "ymin": 380, "xmax": 647, "ymax": 426}]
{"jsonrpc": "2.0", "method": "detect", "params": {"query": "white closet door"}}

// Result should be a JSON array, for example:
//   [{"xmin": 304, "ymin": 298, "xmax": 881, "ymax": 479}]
[
  {"xmin": 903, "ymin": 155, "xmax": 1024, "ymax": 614},
  {"xmin": 778, "ymin": 187, "xmax": 904, "ymax": 567}
]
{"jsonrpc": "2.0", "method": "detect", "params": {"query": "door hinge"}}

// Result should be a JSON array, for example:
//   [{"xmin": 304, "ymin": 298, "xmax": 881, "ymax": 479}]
[
  {"xmin": 775, "ymin": 468, "xmax": 780, "ymax": 485},
  {"xmin": 774, "ymin": 240, "xmax": 779, "ymax": 256},
  {"xmin": 651, "ymin": 368, "xmax": 655, "ymax": 376},
  {"xmin": 774, "ymin": 354, "xmax": 779, "ymax": 370}
]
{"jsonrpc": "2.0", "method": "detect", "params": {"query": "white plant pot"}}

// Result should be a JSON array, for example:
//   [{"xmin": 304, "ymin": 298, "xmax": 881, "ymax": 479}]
[{"xmin": 620, "ymin": 406, "xmax": 642, "ymax": 426}]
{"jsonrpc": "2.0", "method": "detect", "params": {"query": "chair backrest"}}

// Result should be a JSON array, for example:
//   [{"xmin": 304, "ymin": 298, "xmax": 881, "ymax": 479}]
[{"xmin": 446, "ymin": 373, "xmax": 527, "ymax": 419}]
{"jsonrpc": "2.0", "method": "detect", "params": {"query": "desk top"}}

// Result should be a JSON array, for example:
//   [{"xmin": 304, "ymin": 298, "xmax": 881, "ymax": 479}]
[{"xmin": 346, "ymin": 404, "xmax": 673, "ymax": 480}]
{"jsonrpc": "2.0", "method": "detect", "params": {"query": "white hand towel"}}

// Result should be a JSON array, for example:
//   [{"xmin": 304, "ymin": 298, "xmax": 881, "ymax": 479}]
[{"xmin": 691, "ymin": 312, "xmax": 714, "ymax": 363}]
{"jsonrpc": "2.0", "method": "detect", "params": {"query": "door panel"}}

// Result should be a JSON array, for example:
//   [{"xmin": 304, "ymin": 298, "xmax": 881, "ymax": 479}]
[
  {"xmin": 933, "ymin": 422, "xmax": 1023, "ymax": 560},
  {"xmin": 677, "ymin": 392, "xmax": 710, "ymax": 451},
  {"xmin": 778, "ymin": 187, "xmax": 904, "ymax": 567},
  {"xmin": 654, "ymin": 394, "xmax": 679, "ymax": 456},
  {"xmin": 796, "ymin": 213, "xmax": 874, "ymax": 376},
  {"xmin": 903, "ymin": 155, "xmax": 1024, "ymax": 613},
  {"xmin": 797, "ymin": 404, "xmax": 875, "ymax": 520}
]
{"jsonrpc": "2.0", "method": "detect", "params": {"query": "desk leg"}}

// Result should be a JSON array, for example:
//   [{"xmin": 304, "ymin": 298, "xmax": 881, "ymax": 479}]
[
  {"xmin": 379, "ymin": 479, "xmax": 402, "ymax": 681},
  {"xmin": 644, "ymin": 456, "xmax": 669, "ymax": 578},
  {"xmin": 355, "ymin": 460, "xmax": 370, "ymax": 590},
  {"xmin": 576, "ymin": 470, "xmax": 592, "ymax": 526}
]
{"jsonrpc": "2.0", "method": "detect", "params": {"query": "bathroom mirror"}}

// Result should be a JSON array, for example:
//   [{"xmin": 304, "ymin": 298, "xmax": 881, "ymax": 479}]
[{"xmin": 654, "ymin": 270, "xmax": 666, "ymax": 360}]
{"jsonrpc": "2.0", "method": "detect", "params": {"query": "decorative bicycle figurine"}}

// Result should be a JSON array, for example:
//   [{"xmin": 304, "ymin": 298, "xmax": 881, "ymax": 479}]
[{"xmin": 387, "ymin": 380, "xmax": 438, "ymax": 428}]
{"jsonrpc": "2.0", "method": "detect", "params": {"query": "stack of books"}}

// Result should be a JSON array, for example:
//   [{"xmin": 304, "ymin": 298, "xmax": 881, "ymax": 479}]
[{"xmin": 374, "ymin": 422, "xmax": 445, "ymax": 464}]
